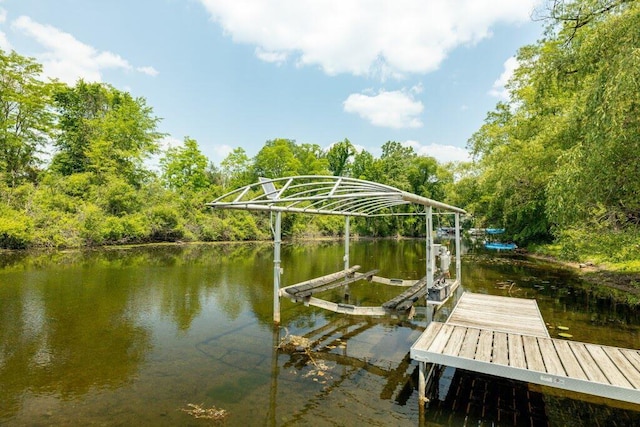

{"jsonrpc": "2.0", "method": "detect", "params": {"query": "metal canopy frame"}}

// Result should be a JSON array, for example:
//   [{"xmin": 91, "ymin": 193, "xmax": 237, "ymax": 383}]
[
  {"xmin": 207, "ymin": 175, "xmax": 466, "ymax": 216},
  {"xmin": 207, "ymin": 175, "xmax": 466, "ymax": 324}
]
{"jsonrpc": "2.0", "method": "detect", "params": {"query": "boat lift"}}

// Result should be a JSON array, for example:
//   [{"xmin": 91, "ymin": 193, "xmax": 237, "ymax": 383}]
[{"xmin": 207, "ymin": 176, "xmax": 467, "ymax": 324}]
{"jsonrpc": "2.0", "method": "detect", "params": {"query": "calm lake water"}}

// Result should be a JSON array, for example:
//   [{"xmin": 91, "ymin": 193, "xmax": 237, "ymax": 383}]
[{"xmin": 0, "ymin": 240, "xmax": 639, "ymax": 426}]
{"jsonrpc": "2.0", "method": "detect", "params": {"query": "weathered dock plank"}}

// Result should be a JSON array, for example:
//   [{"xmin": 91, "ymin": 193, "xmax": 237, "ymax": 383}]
[
  {"xmin": 458, "ymin": 327, "xmax": 479, "ymax": 360},
  {"xmin": 508, "ymin": 333, "xmax": 526, "ymax": 369},
  {"xmin": 382, "ymin": 276, "xmax": 428, "ymax": 310},
  {"xmin": 538, "ymin": 338, "xmax": 566, "ymax": 376},
  {"xmin": 553, "ymin": 339, "xmax": 588, "ymax": 380},
  {"xmin": 492, "ymin": 332, "xmax": 509, "ymax": 366},
  {"xmin": 281, "ymin": 265, "xmax": 361, "ymax": 298},
  {"xmin": 603, "ymin": 347, "xmax": 640, "ymax": 389}
]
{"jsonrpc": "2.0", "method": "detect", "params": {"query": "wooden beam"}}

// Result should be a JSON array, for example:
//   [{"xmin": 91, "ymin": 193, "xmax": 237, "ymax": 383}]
[{"xmin": 280, "ymin": 266, "xmax": 361, "ymax": 298}]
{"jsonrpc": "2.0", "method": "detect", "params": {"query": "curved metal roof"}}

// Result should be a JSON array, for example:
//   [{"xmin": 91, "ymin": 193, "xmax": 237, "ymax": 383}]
[{"xmin": 207, "ymin": 175, "xmax": 466, "ymax": 216}]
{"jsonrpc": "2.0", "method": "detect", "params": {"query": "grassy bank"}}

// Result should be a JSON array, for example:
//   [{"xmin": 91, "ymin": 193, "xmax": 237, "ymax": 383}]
[{"xmin": 528, "ymin": 228, "xmax": 640, "ymax": 306}]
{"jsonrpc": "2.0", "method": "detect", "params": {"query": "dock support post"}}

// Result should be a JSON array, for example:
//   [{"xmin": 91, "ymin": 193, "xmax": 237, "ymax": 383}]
[
  {"xmin": 418, "ymin": 361, "xmax": 427, "ymax": 405},
  {"xmin": 273, "ymin": 212, "xmax": 282, "ymax": 325},
  {"xmin": 426, "ymin": 207, "xmax": 434, "ymax": 289},
  {"xmin": 344, "ymin": 216, "xmax": 350, "ymax": 271},
  {"xmin": 455, "ymin": 213, "xmax": 461, "ymax": 286}
]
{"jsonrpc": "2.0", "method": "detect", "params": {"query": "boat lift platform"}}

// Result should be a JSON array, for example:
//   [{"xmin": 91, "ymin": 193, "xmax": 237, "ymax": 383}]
[{"xmin": 207, "ymin": 176, "xmax": 466, "ymax": 323}]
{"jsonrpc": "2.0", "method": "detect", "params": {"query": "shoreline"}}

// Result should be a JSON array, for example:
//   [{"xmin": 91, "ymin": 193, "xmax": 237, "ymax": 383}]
[{"xmin": 526, "ymin": 253, "xmax": 640, "ymax": 305}]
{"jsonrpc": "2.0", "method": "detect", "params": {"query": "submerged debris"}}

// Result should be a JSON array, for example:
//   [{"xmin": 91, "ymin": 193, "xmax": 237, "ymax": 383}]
[
  {"xmin": 277, "ymin": 327, "xmax": 312, "ymax": 352},
  {"xmin": 277, "ymin": 327, "xmax": 334, "ymax": 384},
  {"xmin": 181, "ymin": 403, "xmax": 228, "ymax": 421}
]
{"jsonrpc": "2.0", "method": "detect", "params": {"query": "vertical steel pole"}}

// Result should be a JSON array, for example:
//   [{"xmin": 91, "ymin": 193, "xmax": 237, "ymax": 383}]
[
  {"xmin": 273, "ymin": 211, "xmax": 282, "ymax": 325},
  {"xmin": 426, "ymin": 207, "xmax": 433, "ymax": 289},
  {"xmin": 344, "ymin": 216, "xmax": 350, "ymax": 271},
  {"xmin": 455, "ymin": 213, "xmax": 462, "ymax": 286}
]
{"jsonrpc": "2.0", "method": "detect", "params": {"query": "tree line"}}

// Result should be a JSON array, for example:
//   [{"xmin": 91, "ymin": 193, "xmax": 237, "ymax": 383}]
[
  {"xmin": 0, "ymin": 50, "xmax": 453, "ymax": 249},
  {"xmin": 455, "ymin": 0, "xmax": 640, "ymax": 264}
]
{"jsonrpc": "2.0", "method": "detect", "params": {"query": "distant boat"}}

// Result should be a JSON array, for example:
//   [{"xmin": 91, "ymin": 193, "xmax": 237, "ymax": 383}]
[
  {"xmin": 484, "ymin": 242, "xmax": 517, "ymax": 250},
  {"xmin": 485, "ymin": 228, "xmax": 506, "ymax": 235}
]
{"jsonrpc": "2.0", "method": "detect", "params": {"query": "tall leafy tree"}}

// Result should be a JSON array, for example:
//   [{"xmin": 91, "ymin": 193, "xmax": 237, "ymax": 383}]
[
  {"xmin": 160, "ymin": 137, "xmax": 210, "ymax": 192},
  {"xmin": 0, "ymin": 50, "xmax": 54, "ymax": 187},
  {"xmin": 326, "ymin": 138, "xmax": 356, "ymax": 176},
  {"xmin": 253, "ymin": 138, "xmax": 301, "ymax": 178},
  {"xmin": 220, "ymin": 147, "xmax": 253, "ymax": 189},
  {"xmin": 51, "ymin": 81, "xmax": 162, "ymax": 186},
  {"xmin": 379, "ymin": 141, "xmax": 416, "ymax": 190},
  {"xmin": 293, "ymin": 143, "xmax": 329, "ymax": 175}
]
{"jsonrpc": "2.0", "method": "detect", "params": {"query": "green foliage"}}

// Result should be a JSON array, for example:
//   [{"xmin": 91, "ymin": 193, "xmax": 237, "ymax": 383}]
[
  {"xmin": 160, "ymin": 137, "xmax": 210, "ymax": 192},
  {"xmin": 326, "ymin": 138, "xmax": 355, "ymax": 176},
  {"xmin": 147, "ymin": 206, "xmax": 186, "ymax": 241},
  {"xmin": 101, "ymin": 214, "xmax": 148, "ymax": 244},
  {"xmin": 51, "ymin": 80, "xmax": 162, "ymax": 186},
  {"xmin": 0, "ymin": 49, "xmax": 55, "ymax": 187},
  {"xmin": 351, "ymin": 150, "xmax": 379, "ymax": 181},
  {"xmin": 0, "ymin": 207, "xmax": 33, "ymax": 249},
  {"xmin": 552, "ymin": 226, "xmax": 640, "ymax": 269},
  {"xmin": 378, "ymin": 141, "xmax": 416, "ymax": 190},
  {"xmin": 97, "ymin": 177, "xmax": 142, "ymax": 216},
  {"xmin": 293, "ymin": 143, "xmax": 330, "ymax": 175},
  {"xmin": 220, "ymin": 147, "xmax": 253, "ymax": 189},
  {"xmin": 465, "ymin": 0, "xmax": 640, "ymax": 247},
  {"xmin": 253, "ymin": 138, "xmax": 302, "ymax": 178}
]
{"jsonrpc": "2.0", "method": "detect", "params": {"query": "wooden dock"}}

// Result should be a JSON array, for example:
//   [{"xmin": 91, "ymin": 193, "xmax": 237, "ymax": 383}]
[
  {"xmin": 411, "ymin": 292, "xmax": 640, "ymax": 405},
  {"xmin": 446, "ymin": 293, "xmax": 549, "ymax": 337}
]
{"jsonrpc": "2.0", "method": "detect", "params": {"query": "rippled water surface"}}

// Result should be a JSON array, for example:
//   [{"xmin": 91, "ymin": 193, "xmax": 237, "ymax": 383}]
[{"xmin": 0, "ymin": 241, "xmax": 638, "ymax": 426}]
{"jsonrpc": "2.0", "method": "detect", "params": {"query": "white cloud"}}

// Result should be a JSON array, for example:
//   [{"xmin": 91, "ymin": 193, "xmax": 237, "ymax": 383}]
[
  {"xmin": 489, "ymin": 56, "xmax": 519, "ymax": 99},
  {"xmin": 405, "ymin": 140, "xmax": 470, "ymax": 163},
  {"xmin": 199, "ymin": 0, "xmax": 539, "ymax": 78},
  {"xmin": 137, "ymin": 65, "xmax": 159, "ymax": 76},
  {"xmin": 0, "ymin": 7, "xmax": 11, "ymax": 51},
  {"xmin": 255, "ymin": 47, "xmax": 288, "ymax": 64},
  {"xmin": 343, "ymin": 89, "xmax": 424, "ymax": 129},
  {"xmin": 11, "ymin": 15, "xmax": 156, "ymax": 84}
]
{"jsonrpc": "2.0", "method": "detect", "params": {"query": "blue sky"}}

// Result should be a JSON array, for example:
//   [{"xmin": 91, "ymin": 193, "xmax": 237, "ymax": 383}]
[{"xmin": 0, "ymin": 0, "xmax": 544, "ymax": 166}]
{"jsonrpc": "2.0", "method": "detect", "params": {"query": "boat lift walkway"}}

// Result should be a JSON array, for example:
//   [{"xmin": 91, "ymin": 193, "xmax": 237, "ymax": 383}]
[{"xmin": 411, "ymin": 293, "xmax": 640, "ymax": 405}]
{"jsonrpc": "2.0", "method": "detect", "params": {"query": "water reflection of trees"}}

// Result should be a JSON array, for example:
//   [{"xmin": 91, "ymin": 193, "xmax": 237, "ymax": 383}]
[{"xmin": 0, "ymin": 265, "xmax": 151, "ymax": 419}]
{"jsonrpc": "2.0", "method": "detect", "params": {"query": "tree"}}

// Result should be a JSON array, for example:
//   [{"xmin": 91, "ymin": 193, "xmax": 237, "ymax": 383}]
[
  {"xmin": 220, "ymin": 147, "xmax": 252, "ymax": 189},
  {"xmin": 51, "ymin": 81, "xmax": 162, "ymax": 186},
  {"xmin": 351, "ymin": 149, "xmax": 379, "ymax": 181},
  {"xmin": 0, "ymin": 49, "xmax": 54, "ymax": 187},
  {"xmin": 253, "ymin": 138, "xmax": 301, "ymax": 178},
  {"xmin": 293, "ymin": 143, "xmax": 329, "ymax": 175},
  {"xmin": 407, "ymin": 155, "xmax": 446, "ymax": 200},
  {"xmin": 379, "ymin": 141, "xmax": 416, "ymax": 190},
  {"xmin": 326, "ymin": 138, "xmax": 356, "ymax": 176},
  {"xmin": 160, "ymin": 137, "xmax": 210, "ymax": 192}
]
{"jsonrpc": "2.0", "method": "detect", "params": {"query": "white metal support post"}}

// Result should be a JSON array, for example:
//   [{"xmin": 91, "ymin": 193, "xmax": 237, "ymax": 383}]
[
  {"xmin": 273, "ymin": 211, "xmax": 282, "ymax": 324},
  {"xmin": 343, "ymin": 216, "xmax": 351, "ymax": 299},
  {"xmin": 344, "ymin": 216, "xmax": 350, "ymax": 271},
  {"xmin": 455, "ymin": 213, "xmax": 461, "ymax": 286},
  {"xmin": 426, "ymin": 207, "xmax": 434, "ymax": 289}
]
